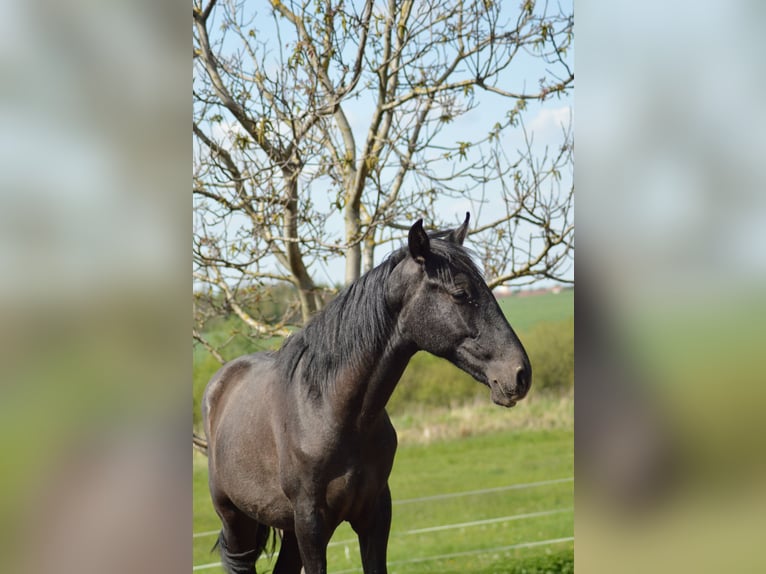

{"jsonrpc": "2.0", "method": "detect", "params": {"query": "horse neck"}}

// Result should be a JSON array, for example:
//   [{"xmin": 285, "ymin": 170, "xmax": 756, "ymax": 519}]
[
  {"xmin": 297, "ymin": 259, "xmax": 415, "ymax": 426},
  {"xmin": 347, "ymin": 329, "xmax": 415, "ymax": 426}
]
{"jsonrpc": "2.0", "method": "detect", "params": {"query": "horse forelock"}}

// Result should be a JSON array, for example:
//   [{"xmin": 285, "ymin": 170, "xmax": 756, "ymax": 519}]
[{"xmin": 426, "ymin": 238, "xmax": 484, "ymax": 288}]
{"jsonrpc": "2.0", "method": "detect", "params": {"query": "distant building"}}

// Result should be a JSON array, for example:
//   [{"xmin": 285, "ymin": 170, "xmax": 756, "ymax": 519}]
[
  {"xmin": 492, "ymin": 285, "xmax": 513, "ymax": 298},
  {"xmin": 493, "ymin": 284, "xmax": 568, "ymax": 298}
]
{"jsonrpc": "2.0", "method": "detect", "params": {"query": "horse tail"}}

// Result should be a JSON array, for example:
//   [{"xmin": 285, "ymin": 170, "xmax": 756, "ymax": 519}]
[{"xmin": 212, "ymin": 524, "xmax": 277, "ymax": 574}]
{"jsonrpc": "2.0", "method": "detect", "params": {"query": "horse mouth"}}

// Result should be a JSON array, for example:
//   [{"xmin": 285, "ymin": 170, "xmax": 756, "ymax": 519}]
[
  {"xmin": 491, "ymin": 392, "xmax": 517, "ymax": 408},
  {"xmin": 496, "ymin": 397, "xmax": 517, "ymax": 407},
  {"xmin": 488, "ymin": 381, "xmax": 521, "ymax": 408}
]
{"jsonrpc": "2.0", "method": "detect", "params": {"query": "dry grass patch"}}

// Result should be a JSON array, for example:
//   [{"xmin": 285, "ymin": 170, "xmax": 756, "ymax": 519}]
[{"xmin": 391, "ymin": 390, "xmax": 573, "ymax": 446}]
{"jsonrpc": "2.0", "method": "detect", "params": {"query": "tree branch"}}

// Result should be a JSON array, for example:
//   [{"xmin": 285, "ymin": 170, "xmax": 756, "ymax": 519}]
[{"xmin": 192, "ymin": 328, "xmax": 226, "ymax": 364}]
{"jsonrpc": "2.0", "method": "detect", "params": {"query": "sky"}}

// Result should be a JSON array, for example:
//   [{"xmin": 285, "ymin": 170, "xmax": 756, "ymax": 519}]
[{"xmin": 193, "ymin": 0, "xmax": 574, "ymax": 288}]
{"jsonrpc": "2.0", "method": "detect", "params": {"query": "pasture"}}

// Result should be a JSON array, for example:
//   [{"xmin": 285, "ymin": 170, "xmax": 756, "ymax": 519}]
[
  {"xmin": 497, "ymin": 289, "xmax": 574, "ymax": 333},
  {"xmin": 193, "ymin": 424, "xmax": 573, "ymax": 573},
  {"xmin": 193, "ymin": 288, "xmax": 574, "ymax": 572}
]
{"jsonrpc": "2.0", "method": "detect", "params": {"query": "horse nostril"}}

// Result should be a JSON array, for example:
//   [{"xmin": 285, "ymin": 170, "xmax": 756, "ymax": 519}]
[{"xmin": 516, "ymin": 366, "xmax": 530, "ymax": 393}]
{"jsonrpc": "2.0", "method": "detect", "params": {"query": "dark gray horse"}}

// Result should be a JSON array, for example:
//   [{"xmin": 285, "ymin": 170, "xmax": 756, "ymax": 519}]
[{"xmin": 202, "ymin": 215, "xmax": 531, "ymax": 574}]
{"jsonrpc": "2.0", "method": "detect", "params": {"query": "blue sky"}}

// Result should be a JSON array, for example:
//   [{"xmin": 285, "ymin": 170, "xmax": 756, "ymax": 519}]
[{"xmin": 194, "ymin": 0, "xmax": 573, "ymax": 287}]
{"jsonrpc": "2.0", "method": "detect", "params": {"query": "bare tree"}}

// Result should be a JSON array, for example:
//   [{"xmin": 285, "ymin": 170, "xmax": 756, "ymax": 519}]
[{"xmin": 193, "ymin": 0, "xmax": 573, "ymax": 349}]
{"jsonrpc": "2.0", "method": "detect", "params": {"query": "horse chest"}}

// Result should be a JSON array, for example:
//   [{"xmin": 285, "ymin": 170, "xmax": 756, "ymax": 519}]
[
  {"xmin": 325, "ymin": 463, "xmax": 380, "ymax": 522},
  {"xmin": 326, "ymin": 466, "xmax": 360, "ymax": 503},
  {"xmin": 278, "ymin": 412, "xmax": 398, "ymax": 524}
]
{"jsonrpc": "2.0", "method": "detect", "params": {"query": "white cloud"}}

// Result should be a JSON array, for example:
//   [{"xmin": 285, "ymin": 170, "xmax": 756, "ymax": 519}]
[{"xmin": 527, "ymin": 105, "xmax": 573, "ymax": 139}]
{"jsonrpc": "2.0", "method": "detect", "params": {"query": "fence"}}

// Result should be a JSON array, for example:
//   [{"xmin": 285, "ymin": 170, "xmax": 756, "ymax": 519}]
[{"xmin": 192, "ymin": 476, "xmax": 574, "ymax": 572}]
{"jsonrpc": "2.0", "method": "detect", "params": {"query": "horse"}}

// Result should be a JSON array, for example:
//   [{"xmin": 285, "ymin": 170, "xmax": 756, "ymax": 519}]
[{"xmin": 201, "ymin": 214, "xmax": 531, "ymax": 574}]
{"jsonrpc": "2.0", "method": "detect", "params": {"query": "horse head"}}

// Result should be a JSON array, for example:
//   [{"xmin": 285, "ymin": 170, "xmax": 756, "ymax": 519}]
[{"xmin": 387, "ymin": 214, "xmax": 532, "ymax": 407}]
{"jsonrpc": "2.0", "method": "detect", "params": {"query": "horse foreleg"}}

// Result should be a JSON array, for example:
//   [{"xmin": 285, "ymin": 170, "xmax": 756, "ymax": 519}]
[
  {"xmin": 292, "ymin": 500, "xmax": 331, "ymax": 574},
  {"xmin": 273, "ymin": 530, "xmax": 303, "ymax": 574},
  {"xmin": 352, "ymin": 484, "xmax": 392, "ymax": 574}
]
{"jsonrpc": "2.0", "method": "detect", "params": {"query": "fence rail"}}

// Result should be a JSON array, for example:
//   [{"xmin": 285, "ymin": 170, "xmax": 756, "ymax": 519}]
[
  {"xmin": 193, "ymin": 476, "xmax": 574, "ymax": 571},
  {"xmin": 193, "ymin": 476, "xmax": 573, "ymax": 538}
]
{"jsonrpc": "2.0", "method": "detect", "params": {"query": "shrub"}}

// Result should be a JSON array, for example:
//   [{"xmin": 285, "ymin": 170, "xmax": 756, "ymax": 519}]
[
  {"xmin": 192, "ymin": 308, "xmax": 574, "ymax": 424},
  {"xmin": 522, "ymin": 317, "xmax": 574, "ymax": 393},
  {"xmin": 387, "ymin": 317, "xmax": 574, "ymax": 414},
  {"xmin": 388, "ymin": 352, "xmax": 483, "ymax": 414}
]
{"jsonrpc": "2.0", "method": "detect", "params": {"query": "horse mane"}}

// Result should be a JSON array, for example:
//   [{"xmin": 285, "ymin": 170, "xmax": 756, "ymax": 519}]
[{"xmin": 276, "ymin": 234, "xmax": 482, "ymax": 395}]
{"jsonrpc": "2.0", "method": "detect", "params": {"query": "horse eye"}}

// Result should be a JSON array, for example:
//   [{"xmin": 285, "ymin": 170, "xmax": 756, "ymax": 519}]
[{"xmin": 451, "ymin": 290, "xmax": 469, "ymax": 302}]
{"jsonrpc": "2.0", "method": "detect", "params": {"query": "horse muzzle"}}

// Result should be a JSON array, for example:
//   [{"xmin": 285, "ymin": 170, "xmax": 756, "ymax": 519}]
[{"xmin": 487, "ymin": 363, "xmax": 531, "ymax": 408}]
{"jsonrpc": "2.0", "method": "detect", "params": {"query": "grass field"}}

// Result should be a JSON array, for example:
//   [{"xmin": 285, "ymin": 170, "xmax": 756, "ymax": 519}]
[
  {"xmin": 193, "ymin": 424, "xmax": 573, "ymax": 573},
  {"xmin": 497, "ymin": 289, "xmax": 574, "ymax": 333},
  {"xmin": 193, "ymin": 289, "xmax": 574, "ymax": 572}
]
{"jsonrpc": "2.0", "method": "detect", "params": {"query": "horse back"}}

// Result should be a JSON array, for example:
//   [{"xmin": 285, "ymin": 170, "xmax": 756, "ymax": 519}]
[{"xmin": 202, "ymin": 352, "xmax": 277, "ymax": 449}]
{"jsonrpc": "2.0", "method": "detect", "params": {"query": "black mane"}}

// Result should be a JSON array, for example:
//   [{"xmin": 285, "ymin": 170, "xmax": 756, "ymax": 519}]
[{"xmin": 276, "ymin": 236, "xmax": 482, "ymax": 394}]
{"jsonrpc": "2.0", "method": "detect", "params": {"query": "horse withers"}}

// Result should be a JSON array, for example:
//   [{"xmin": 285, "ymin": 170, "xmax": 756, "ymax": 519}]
[{"xmin": 202, "ymin": 214, "xmax": 531, "ymax": 574}]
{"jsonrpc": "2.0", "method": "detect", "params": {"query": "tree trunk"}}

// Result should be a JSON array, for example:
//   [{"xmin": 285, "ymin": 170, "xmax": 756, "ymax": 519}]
[
  {"xmin": 283, "ymin": 170, "xmax": 318, "ymax": 322},
  {"xmin": 344, "ymin": 202, "xmax": 362, "ymax": 285},
  {"xmin": 363, "ymin": 233, "xmax": 375, "ymax": 275}
]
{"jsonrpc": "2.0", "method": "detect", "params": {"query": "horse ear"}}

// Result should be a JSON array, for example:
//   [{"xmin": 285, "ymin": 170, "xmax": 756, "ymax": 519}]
[
  {"xmin": 449, "ymin": 212, "xmax": 470, "ymax": 245},
  {"xmin": 408, "ymin": 219, "xmax": 430, "ymax": 263}
]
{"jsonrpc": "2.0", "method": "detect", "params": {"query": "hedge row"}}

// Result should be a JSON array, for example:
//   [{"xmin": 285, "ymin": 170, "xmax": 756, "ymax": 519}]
[{"xmin": 192, "ymin": 316, "xmax": 573, "ymax": 425}]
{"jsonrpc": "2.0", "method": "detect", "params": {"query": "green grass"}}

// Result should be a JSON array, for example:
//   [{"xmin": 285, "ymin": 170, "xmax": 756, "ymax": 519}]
[
  {"xmin": 497, "ymin": 289, "xmax": 574, "ymax": 333},
  {"xmin": 193, "ymin": 288, "xmax": 574, "ymax": 571},
  {"xmin": 193, "ymin": 426, "xmax": 573, "ymax": 573}
]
